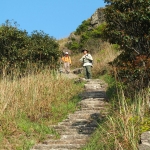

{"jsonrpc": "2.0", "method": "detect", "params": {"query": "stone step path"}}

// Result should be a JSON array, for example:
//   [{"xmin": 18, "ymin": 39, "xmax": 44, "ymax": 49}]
[
  {"xmin": 139, "ymin": 131, "xmax": 150, "ymax": 150},
  {"xmin": 31, "ymin": 79, "xmax": 109, "ymax": 150}
]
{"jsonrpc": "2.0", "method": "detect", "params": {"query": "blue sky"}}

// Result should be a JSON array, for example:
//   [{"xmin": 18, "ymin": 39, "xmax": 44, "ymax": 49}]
[{"xmin": 1, "ymin": 0, "xmax": 105, "ymax": 39}]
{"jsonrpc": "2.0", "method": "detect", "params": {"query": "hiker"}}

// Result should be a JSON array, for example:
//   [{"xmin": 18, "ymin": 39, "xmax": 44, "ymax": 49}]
[
  {"xmin": 80, "ymin": 49, "xmax": 93, "ymax": 79},
  {"xmin": 61, "ymin": 52, "xmax": 71, "ymax": 74}
]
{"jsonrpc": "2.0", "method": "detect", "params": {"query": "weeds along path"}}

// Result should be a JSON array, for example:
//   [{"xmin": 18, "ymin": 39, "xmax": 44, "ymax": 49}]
[
  {"xmin": 60, "ymin": 71, "xmax": 79, "ymax": 79},
  {"xmin": 31, "ymin": 75, "xmax": 109, "ymax": 150}
]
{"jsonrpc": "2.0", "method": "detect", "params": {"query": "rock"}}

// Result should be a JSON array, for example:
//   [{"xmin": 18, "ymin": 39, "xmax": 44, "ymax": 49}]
[
  {"xmin": 91, "ymin": 8, "xmax": 105, "ymax": 28},
  {"xmin": 68, "ymin": 32, "xmax": 80, "ymax": 42},
  {"xmin": 62, "ymin": 48, "xmax": 72, "ymax": 55},
  {"xmin": 72, "ymin": 68, "xmax": 83, "ymax": 74},
  {"xmin": 139, "ymin": 131, "xmax": 150, "ymax": 150}
]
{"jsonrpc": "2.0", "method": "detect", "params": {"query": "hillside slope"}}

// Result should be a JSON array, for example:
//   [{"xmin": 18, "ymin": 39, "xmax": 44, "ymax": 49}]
[{"xmin": 58, "ymin": 7, "xmax": 105, "ymax": 54}]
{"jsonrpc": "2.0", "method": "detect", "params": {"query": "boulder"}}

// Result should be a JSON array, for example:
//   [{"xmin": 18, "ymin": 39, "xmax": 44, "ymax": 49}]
[
  {"xmin": 139, "ymin": 131, "xmax": 150, "ymax": 150},
  {"xmin": 91, "ymin": 8, "xmax": 105, "ymax": 28},
  {"xmin": 72, "ymin": 68, "xmax": 83, "ymax": 74}
]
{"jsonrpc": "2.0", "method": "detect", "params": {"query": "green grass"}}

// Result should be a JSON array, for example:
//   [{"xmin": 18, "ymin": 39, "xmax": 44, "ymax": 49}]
[
  {"xmin": 82, "ymin": 74, "xmax": 149, "ymax": 150},
  {"xmin": 0, "ymin": 70, "xmax": 84, "ymax": 149},
  {"xmin": 51, "ymin": 94, "xmax": 82, "ymax": 123}
]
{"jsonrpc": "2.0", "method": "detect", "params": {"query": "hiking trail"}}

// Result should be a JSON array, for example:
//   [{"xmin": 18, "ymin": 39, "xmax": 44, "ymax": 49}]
[{"xmin": 31, "ymin": 71, "xmax": 109, "ymax": 150}]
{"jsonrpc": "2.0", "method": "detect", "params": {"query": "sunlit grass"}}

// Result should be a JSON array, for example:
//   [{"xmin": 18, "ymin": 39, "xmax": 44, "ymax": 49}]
[
  {"xmin": 82, "ymin": 83, "xmax": 150, "ymax": 150},
  {"xmin": 92, "ymin": 42, "xmax": 120, "ymax": 78},
  {"xmin": 0, "ymin": 69, "xmax": 83, "ymax": 149},
  {"xmin": 71, "ymin": 42, "xmax": 119, "ymax": 78}
]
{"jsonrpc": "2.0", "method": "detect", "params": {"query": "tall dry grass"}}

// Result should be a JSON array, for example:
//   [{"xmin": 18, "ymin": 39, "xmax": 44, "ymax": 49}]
[
  {"xmin": 0, "ymin": 69, "xmax": 83, "ymax": 149},
  {"xmin": 0, "ymin": 71, "xmax": 82, "ymax": 120},
  {"xmin": 70, "ymin": 42, "xmax": 119, "ymax": 78},
  {"xmin": 83, "ymin": 85, "xmax": 150, "ymax": 150},
  {"xmin": 57, "ymin": 37, "xmax": 68, "ymax": 50},
  {"xmin": 100, "ymin": 89, "xmax": 150, "ymax": 150},
  {"xmin": 92, "ymin": 42, "xmax": 119, "ymax": 77}
]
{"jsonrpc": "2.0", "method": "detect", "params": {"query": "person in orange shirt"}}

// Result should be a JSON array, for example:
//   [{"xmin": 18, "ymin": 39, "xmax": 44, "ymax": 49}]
[{"xmin": 61, "ymin": 52, "xmax": 71, "ymax": 74}]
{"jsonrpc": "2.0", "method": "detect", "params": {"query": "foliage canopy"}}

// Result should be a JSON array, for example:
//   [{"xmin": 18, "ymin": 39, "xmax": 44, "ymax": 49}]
[
  {"xmin": 104, "ymin": 0, "xmax": 150, "ymax": 89},
  {"xmin": 66, "ymin": 19, "xmax": 106, "ymax": 53},
  {"xmin": 104, "ymin": 0, "xmax": 150, "ymax": 55},
  {"xmin": 0, "ymin": 20, "xmax": 60, "ymax": 75}
]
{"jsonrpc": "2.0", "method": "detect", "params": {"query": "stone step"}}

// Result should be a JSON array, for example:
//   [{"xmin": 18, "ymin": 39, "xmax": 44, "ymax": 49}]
[
  {"xmin": 81, "ymin": 97, "xmax": 105, "ymax": 101},
  {"xmin": 78, "ymin": 102, "xmax": 107, "ymax": 107},
  {"xmin": 57, "ymin": 122, "xmax": 96, "ymax": 128},
  {"xmin": 77, "ymin": 127, "xmax": 97, "ymax": 134},
  {"xmin": 52, "ymin": 121, "xmax": 98, "ymax": 130},
  {"xmin": 86, "ymin": 80, "xmax": 107, "ymax": 85},
  {"xmin": 30, "ymin": 79, "xmax": 108, "ymax": 150},
  {"xmin": 71, "ymin": 120, "xmax": 98, "ymax": 127},
  {"xmin": 50, "ymin": 119, "xmax": 91, "ymax": 128},
  {"xmin": 73, "ymin": 110, "xmax": 101, "ymax": 114},
  {"xmin": 55, "ymin": 129, "xmax": 78, "ymax": 135},
  {"xmin": 43, "ymin": 139, "xmax": 87, "ymax": 145},
  {"xmin": 56, "ymin": 134, "xmax": 89, "ymax": 140},
  {"xmin": 80, "ymin": 99, "xmax": 107, "ymax": 102},
  {"xmin": 138, "ymin": 144, "xmax": 150, "ymax": 150},
  {"xmin": 52, "ymin": 125, "xmax": 83, "ymax": 131},
  {"xmin": 73, "ymin": 110, "xmax": 108, "ymax": 118},
  {"xmin": 81, "ymin": 107, "xmax": 104, "ymax": 111},
  {"xmin": 68, "ymin": 113, "xmax": 99, "ymax": 119},
  {"xmin": 84, "ymin": 84, "xmax": 103, "ymax": 90},
  {"xmin": 84, "ymin": 81, "xmax": 105, "ymax": 84},
  {"xmin": 31, "ymin": 149, "xmax": 73, "ymax": 150},
  {"xmin": 78, "ymin": 105, "xmax": 108, "ymax": 110},
  {"xmin": 58, "ymin": 122, "xmax": 73, "ymax": 126},
  {"xmin": 55, "ymin": 126, "xmax": 77, "ymax": 134},
  {"xmin": 59, "ymin": 118, "xmax": 89, "ymax": 125},
  {"xmin": 84, "ymin": 88, "xmax": 105, "ymax": 90},
  {"xmin": 82, "ymin": 91, "xmax": 106, "ymax": 99},
  {"xmin": 54, "ymin": 127, "xmax": 97, "ymax": 134},
  {"xmin": 82, "ymin": 91, "xmax": 106, "ymax": 94},
  {"xmin": 53, "ymin": 128, "xmax": 95, "ymax": 135},
  {"xmin": 79, "ymin": 104, "xmax": 107, "ymax": 108},
  {"xmin": 42, "ymin": 149, "xmax": 77, "ymax": 150},
  {"xmin": 51, "ymin": 125, "xmax": 72, "ymax": 130},
  {"xmin": 68, "ymin": 115, "xmax": 92, "ymax": 121},
  {"xmin": 58, "ymin": 121, "xmax": 89, "ymax": 127},
  {"xmin": 85, "ymin": 79, "xmax": 103, "ymax": 83},
  {"xmin": 32, "ymin": 143, "xmax": 84, "ymax": 149},
  {"xmin": 53, "ymin": 124, "xmax": 97, "ymax": 133}
]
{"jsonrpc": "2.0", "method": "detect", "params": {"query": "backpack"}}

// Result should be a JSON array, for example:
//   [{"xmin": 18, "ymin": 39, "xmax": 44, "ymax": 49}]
[{"xmin": 89, "ymin": 59, "xmax": 93, "ymax": 64}]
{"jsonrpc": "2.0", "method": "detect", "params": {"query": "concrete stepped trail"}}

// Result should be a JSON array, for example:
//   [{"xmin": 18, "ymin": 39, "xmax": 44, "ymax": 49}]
[{"xmin": 31, "ymin": 78, "xmax": 109, "ymax": 150}]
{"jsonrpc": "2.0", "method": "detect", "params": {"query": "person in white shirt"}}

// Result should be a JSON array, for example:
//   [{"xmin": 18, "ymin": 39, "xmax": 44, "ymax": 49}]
[{"xmin": 80, "ymin": 49, "xmax": 93, "ymax": 79}]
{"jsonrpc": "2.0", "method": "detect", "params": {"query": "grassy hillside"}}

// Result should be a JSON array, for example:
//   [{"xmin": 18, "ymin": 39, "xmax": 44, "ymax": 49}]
[{"xmin": 0, "ymin": 70, "xmax": 84, "ymax": 149}]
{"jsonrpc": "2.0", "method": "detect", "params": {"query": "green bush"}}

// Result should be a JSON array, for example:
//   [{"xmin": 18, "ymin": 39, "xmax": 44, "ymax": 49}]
[
  {"xmin": 0, "ymin": 20, "xmax": 60, "ymax": 76},
  {"xmin": 75, "ymin": 19, "xmax": 91, "ymax": 35},
  {"xmin": 91, "ymin": 22, "xmax": 106, "ymax": 38},
  {"xmin": 103, "ymin": 0, "xmax": 150, "ymax": 89}
]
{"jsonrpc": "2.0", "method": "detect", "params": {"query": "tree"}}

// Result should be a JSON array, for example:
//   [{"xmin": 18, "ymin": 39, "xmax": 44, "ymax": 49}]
[
  {"xmin": 104, "ymin": 0, "xmax": 150, "ymax": 55},
  {"xmin": 103, "ymin": 0, "xmax": 150, "ymax": 90},
  {"xmin": 30, "ymin": 30, "xmax": 60, "ymax": 65},
  {"xmin": 0, "ymin": 20, "xmax": 29, "ymax": 69},
  {"xmin": 0, "ymin": 20, "xmax": 60, "ymax": 76}
]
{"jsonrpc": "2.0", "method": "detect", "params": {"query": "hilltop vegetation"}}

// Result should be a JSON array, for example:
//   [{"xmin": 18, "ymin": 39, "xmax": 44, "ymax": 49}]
[
  {"xmin": 65, "ymin": 19, "xmax": 106, "ymax": 54},
  {"xmin": 103, "ymin": 0, "xmax": 150, "ymax": 93},
  {"xmin": 0, "ymin": 20, "xmax": 60, "ymax": 78},
  {"xmin": 65, "ymin": 0, "xmax": 150, "ymax": 92}
]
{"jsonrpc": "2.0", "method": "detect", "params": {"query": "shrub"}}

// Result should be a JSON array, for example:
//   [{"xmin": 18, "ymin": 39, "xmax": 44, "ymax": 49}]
[{"xmin": 0, "ymin": 20, "xmax": 60, "ymax": 77}]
